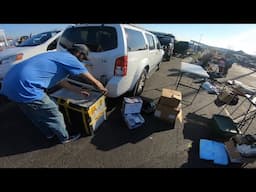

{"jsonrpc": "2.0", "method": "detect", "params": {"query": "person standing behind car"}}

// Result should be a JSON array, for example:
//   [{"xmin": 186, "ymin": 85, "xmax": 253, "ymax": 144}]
[{"xmin": 0, "ymin": 44, "xmax": 108, "ymax": 144}]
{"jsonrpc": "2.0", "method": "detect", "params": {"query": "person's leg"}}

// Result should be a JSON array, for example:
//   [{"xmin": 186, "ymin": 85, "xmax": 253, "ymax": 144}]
[{"xmin": 17, "ymin": 94, "xmax": 69, "ymax": 142}]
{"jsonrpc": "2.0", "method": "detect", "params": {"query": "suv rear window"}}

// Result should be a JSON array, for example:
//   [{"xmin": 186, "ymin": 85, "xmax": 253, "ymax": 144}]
[
  {"xmin": 59, "ymin": 26, "xmax": 117, "ymax": 52},
  {"xmin": 125, "ymin": 28, "xmax": 147, "ymax": 52}
]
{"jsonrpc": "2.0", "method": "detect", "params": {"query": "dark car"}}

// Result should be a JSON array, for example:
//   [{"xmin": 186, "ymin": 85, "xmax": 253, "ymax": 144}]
[
  {"xmin": 173, "ymin": 41, "xmax": 190, "ymax": 56},
  {"xmin": 149, "ymin": 31, "xmax": 175, "ymax": 61}
]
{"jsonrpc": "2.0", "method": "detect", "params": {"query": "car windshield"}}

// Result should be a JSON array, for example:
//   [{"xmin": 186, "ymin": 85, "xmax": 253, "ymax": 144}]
[
  {"xmin": 17, "ymin": 31, "xmax": 60, "ymax": 47},
  {"xmin": 59, "ymin": 26, "xmax": 117, "ymax": 52}
]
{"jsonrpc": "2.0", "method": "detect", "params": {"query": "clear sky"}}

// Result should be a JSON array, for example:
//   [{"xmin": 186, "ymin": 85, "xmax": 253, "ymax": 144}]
[
  {"xmin": 139, "ymin": 24, "xmax": 256, "ymax": 55},
  {"xmin": 0, "ymin": 24, "xmax": 70, "ymax": 38},
  {"xmin": 1, "ymin": 24, "xmax": 256, "ymax": 55}
]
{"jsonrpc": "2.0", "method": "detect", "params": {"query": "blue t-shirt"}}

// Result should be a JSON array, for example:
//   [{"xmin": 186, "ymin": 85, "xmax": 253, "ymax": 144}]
[{"xmin": 0, "ymin": 51, "xmax": 88, "ymax": 103}]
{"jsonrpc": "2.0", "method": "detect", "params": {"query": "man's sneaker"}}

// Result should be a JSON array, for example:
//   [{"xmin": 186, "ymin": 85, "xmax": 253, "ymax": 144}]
[
  {"xmin": 46, "ymin": 135, "xmax": 56, "ymax": 139},
  {"xmin": 61, "ymin": 133, "xmax": 81, "ymax": 144}
]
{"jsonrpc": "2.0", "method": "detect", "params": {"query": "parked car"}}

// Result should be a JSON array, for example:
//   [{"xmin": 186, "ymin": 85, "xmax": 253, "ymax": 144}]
[
  {"xmin": 57, "ymin": 24, "xmax": 164, "ymax": 98},
  {"xmin": 173, "ymin": 41, "xmax": 190, "ymax": 56},
  {"xmin": 0, "ymin": 30, "xmax": 63, "ymax": 82},
  {"xmin": 150, "ymin": 31, "xmax": 175, "ymax": 61}
]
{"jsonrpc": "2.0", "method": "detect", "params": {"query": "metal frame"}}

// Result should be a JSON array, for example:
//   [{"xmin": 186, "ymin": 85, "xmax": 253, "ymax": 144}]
[{"xmin": 175, "ymin": 72, "xmax": 202, "ymax": 106}]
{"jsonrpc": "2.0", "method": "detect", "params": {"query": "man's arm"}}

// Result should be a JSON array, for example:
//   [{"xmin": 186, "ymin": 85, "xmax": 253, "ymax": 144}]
[
  {"xmin": 59, "ymin": 79, "xmax": 90, "ymax": 96},
  {"xmin": 79, "ymin": 72, "xmax": 108, "ymax": 95}
]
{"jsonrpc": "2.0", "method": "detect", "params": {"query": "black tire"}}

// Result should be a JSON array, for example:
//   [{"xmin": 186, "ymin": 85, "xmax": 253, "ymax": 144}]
[
  {"xmin": 132, "ymin": 69, "xmax": 147, "ymax": 96},
  {"xmin": 156, "ymin": 62, "xmax": 161, "ymax": 71},
  {"xmin": 166, "ymin": 55, "xmax": 171, "ymax": 61}
]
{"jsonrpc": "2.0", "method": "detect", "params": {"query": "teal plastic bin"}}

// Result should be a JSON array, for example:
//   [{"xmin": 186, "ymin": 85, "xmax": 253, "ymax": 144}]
[{"xmin": 211, "ymin": 115, "xmax": 240, "ymax": 139}]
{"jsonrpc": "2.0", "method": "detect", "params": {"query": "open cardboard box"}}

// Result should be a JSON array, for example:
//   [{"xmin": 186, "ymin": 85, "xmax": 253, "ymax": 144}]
[{"xmin": 154, "ymin": 88, "xmax": 183, "ymax": 123}]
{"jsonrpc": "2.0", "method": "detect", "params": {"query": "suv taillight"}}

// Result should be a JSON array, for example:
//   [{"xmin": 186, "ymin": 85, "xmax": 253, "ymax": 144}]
[{"xmin": 114, "ymin": 56, "xmax": 127, "ymax": 76}]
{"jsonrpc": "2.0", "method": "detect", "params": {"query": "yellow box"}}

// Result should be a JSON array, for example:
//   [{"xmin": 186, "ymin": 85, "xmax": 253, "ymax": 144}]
[{"xmin": 50, "ymin": 86, "xmax": 106, "ymax": 136}]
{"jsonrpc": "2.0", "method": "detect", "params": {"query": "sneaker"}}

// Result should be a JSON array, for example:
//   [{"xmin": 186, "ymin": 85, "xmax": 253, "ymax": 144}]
[
  {"xmin": 61, "ymin": 133, "xmax": 81, "ymax": 144},
  {"xmin": 46, "ymin": 135, "xmax": 56, "ymax": 139}
]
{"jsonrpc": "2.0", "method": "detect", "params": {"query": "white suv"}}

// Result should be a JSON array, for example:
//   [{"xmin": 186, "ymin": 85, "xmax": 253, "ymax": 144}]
[
  {"xmin": 0, "ymin": 30, "xmax": 63, "ymax": 82},
  {"xmin": 57, "ymin": 24, "xmax": 164, "ymax": 98}
]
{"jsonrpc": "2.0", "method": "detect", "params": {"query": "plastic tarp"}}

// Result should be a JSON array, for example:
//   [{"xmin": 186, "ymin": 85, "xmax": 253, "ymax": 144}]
[{"xmin": 200, "ymin": 139, "xmax": 228, "ymax": 165}]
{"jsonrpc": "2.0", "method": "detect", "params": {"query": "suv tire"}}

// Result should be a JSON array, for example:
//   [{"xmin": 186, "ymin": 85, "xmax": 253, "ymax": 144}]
[{"xmin": 132, "ymin": 69, "xmax": 147, "ymax": 96}]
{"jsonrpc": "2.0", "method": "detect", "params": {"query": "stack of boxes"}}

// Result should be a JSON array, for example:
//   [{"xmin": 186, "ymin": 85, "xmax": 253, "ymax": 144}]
[
  {"xmin": 122, "ymin": 97, "xmax": 144, "ymax": 129},
  {"xmin": 154, "ymin": 88, "xmax": 182, "ymax": 123}
]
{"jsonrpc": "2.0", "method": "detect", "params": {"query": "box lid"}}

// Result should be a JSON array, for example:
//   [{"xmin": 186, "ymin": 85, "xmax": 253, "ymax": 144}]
[
  {"xmin": 50, "ymin": 88, "xmax": 103, "ymax": 108},
  {"xmin": 159, "ymin": 88, "xmax": 182, "ymax": 108},
  {"xmin": 162, "ymin": 88, "xmax": 182, "ymax": 100},
  {"xmin": 122, "ymin": 97, "xmax": 143, "ymax": 114}
]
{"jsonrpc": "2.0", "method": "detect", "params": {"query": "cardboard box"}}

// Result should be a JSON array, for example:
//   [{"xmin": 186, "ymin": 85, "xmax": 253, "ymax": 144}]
[
  {"xmin": 154, "ymin": 103, "xmax": 182, "ymax": 122},
  {"xmin": 122, "ymin": 97, "xmax": 143, "ymax": 115},
  {"xmin": 225, "ymin": 139, "xmax": 243, "ymax": 163},
  {"xmin": 224, "ymin": 139, "xmax": 256, "ymax": 164},
  {"xmin": 154, "ymin": 88, "xmax": 182, "ymax": 122},
  {"xmin": 159, "ymin": 88, "xmax": 182, "ymax": 108},
  {"xmin": 176, "ymin": 108, "xmax": 183, "ymax": 123}
]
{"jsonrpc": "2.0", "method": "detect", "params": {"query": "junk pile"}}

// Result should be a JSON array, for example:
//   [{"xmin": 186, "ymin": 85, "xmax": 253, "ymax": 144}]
[
  {"xmin": 214, "ymin": 86, "xmax": 239, "ymax": 107},
  {"xmin": 227, "ymin": 80, "xmax": 256, "ymax": 96},
  {"xmin": 201, "ymin": 81, "xmax": 219, "ymax": 94},
  {"xmin": 121, "ymin": 97, "xmax": 145, "ymax": 129},
  {"xmin": 232, "ymin": 134, "xmax": 256, "ymax": 157},
  {"xmin": 200, "ymin": 135, "xmax": 256, "ymax": 165},
  {"xmin": 225, "ymin": 134, "xmax": 256, "ymax": 164}
]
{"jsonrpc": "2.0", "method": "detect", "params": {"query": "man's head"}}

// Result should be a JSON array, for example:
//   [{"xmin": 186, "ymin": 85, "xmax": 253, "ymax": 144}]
[{"xmin": 68, "ymin": 44, "xmax": 89, "ymax": 61}]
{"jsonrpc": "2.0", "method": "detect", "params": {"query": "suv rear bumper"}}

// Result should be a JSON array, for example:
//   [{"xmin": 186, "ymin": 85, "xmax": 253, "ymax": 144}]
[{"xmin": 106, "ymin": 76, "xmax": 133, "ymax": 98}]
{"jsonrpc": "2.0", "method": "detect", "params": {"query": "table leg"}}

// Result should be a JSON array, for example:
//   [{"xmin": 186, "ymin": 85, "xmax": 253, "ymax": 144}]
[{"xmin": 175, "ymin": 72, "xmax": 183, "ymax": 90}]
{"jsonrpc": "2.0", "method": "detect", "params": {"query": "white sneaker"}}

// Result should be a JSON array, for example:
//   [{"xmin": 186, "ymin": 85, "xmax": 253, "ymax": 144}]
[
  {"xmin": 46, "ymin": 135, "xmax": 55, "ymax": 139},
  {"xmin": 61, "ymin": 133, "xmax": 81, "ymax": 144}
]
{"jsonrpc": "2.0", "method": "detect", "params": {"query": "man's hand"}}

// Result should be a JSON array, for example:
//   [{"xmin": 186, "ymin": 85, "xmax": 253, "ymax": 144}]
[
  {"xmin": 80, "ymin": 88, "xmax": 90, "ymax": 97},
  {"xmin": 80, "ymin": 72, "xmax": 108, "ymax": 95},
  {"xmin": 59, "ymin": 79, "xmax": 90, "ymax": 97},
  {"xmin": 95, "ymin": 81, "xmax": 108, "ymax": 95}
]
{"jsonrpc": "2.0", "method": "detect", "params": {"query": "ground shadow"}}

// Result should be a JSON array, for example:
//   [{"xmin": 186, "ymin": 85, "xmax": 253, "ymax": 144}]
[
  {"xmin": 180, "ymin": 112, "xmax": 242, "ymax": 168},
  {"xmin": 91, "ymin": 96, "xmax": 174, "ymax": 151},
  {"xmin": 167, "ymin": 68, "xmax": 180, "ymax": 77},
  {"xmin": 0, "ymin": 103, "xmax": 57, "ymax": 157}
]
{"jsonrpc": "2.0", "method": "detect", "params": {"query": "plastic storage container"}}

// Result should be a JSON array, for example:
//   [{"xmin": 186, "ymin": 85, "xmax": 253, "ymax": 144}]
[
  {"xmin": 211, "ymin": 114, "xmax": 240, "ymax": 139},
  {"xmin": 50, "ymin": 83, "xmax": 106, "ymax": 136}
]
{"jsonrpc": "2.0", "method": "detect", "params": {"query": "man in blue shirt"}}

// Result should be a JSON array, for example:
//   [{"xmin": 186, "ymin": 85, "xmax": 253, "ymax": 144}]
[{"xmin": 0, "ymin": 44, "xmax": 108, "ymax": 144}]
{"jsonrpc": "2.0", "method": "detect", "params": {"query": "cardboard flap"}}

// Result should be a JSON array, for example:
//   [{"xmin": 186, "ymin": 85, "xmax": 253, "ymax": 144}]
[{"xmin": 160, "ymin": 88, "xmax": 182, "ymax": 108}]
